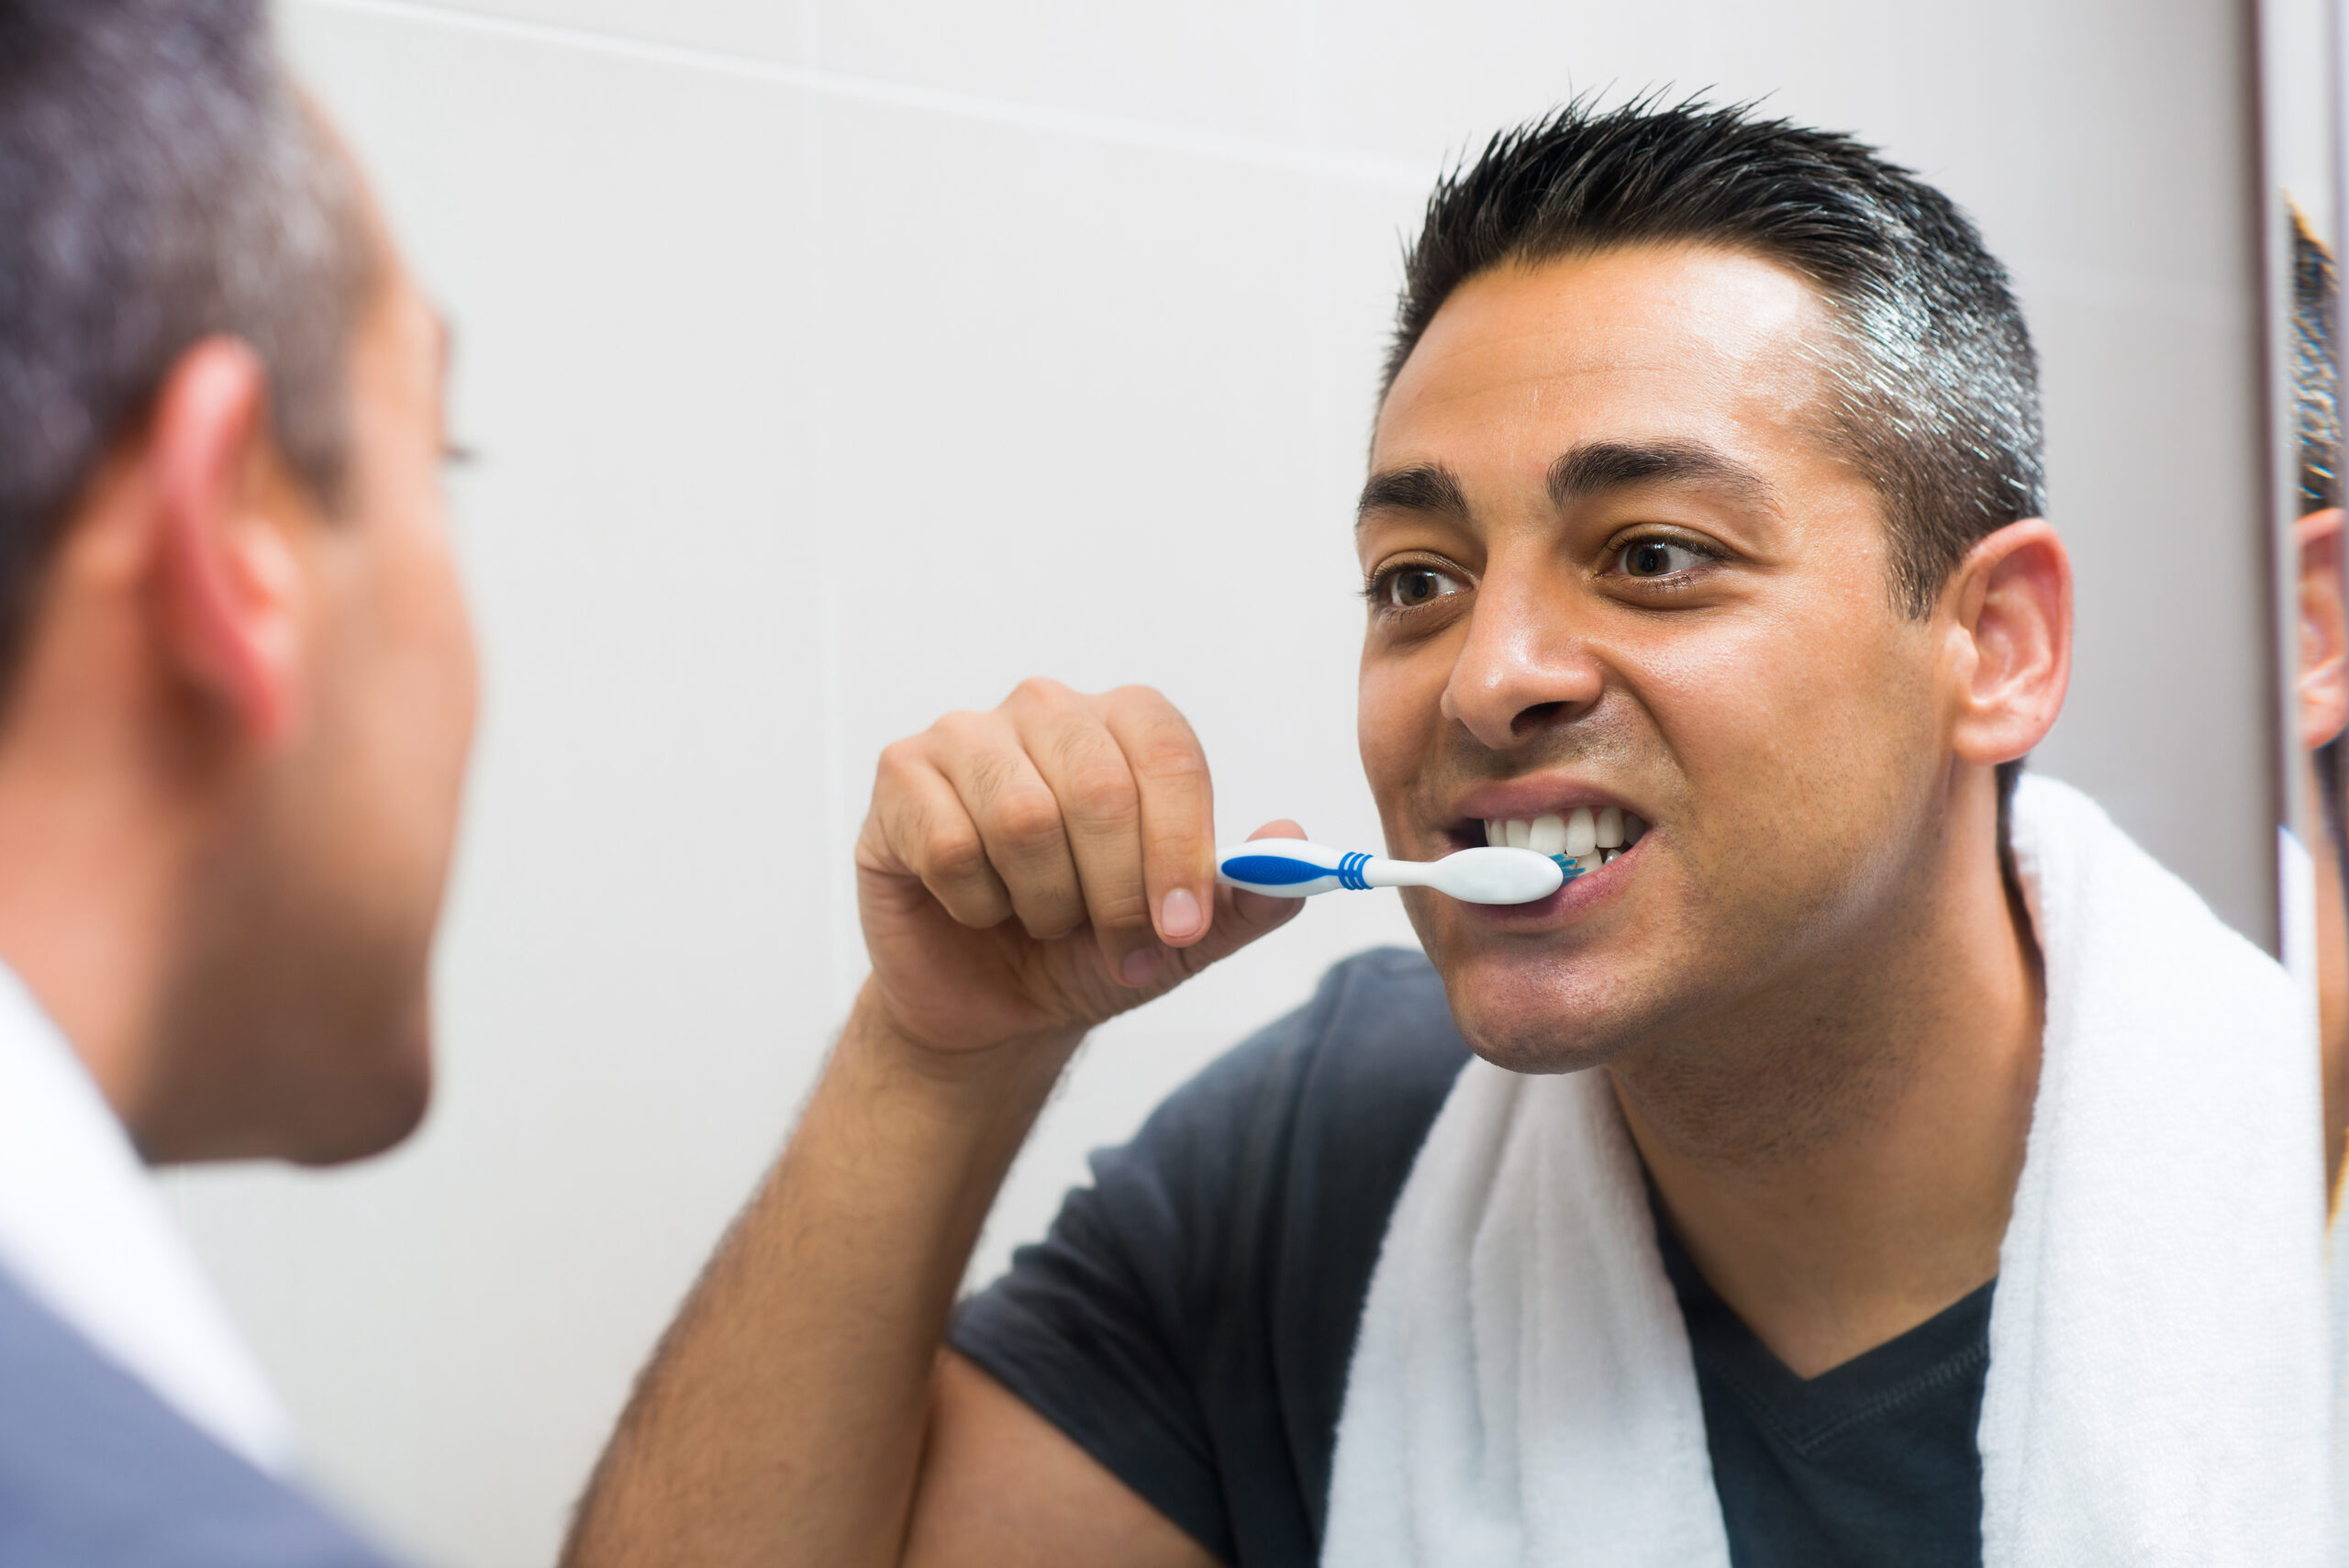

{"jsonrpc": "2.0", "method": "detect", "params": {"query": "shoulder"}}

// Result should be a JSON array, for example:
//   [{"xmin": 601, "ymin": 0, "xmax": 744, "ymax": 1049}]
[{"xmin": 0, "ymin": 1265, "xmax": 394, "ymax": 1568}]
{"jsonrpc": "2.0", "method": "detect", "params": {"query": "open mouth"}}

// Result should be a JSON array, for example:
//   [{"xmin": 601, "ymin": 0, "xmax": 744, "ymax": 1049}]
[{"xmin": 1478, "ymin": 806, "xmax": 1649, "ymax": 874}]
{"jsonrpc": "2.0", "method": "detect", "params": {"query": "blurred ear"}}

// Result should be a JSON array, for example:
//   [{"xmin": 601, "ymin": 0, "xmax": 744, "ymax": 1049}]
[
  {"xmin": 1944, "ymin": 517, "xmax": 2072, "ymax": 768},
  {"xmin": 146, "ymin": 339, "xmax": 307, "ymax": 747},
  {"xmin": 2297, "ymin": 508, "xmax": 2348, "ymax": 751}
]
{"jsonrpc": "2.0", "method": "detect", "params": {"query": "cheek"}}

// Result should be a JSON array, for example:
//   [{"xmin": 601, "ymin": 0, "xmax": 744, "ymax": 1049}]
[
  {"xmin": 349, "ymin": 518, "xmax": 477, "ymax": 846},
  {"xmin": 421, "ymin": 536, "xmax": 480, "ymax": 749},
  {"xmin": 1628, "ymin": 603, "xmax": 1938, "ymax": 840},
  {"xmin": 1357, "ymin": 643, "xmax": 1447, "ymax": 801}
]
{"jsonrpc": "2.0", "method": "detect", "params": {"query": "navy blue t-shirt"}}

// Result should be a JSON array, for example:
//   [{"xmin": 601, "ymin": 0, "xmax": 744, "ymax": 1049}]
[{"xmin": 951, "ymin": 948, "xmax": 1989, "ymax": 1567}]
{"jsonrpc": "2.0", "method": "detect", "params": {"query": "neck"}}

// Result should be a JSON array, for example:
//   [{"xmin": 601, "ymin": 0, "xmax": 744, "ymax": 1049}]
[{"xmin": 1610, "ymin": 775, "xmax": 2043, "ymax": 1378}]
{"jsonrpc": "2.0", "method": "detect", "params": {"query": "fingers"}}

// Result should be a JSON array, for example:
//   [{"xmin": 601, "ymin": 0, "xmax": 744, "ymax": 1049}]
[
  {"xmin": 1214, "ymin": 819, "xmax": 1308, "ymax": 941},
  {"xmin": 1014, "ymin": 685, "xmax": 1193, "ymax": 981},
  {"xmin": 1149, "ymin": 819, "xmax": 1306, "ymax": 986},
  {"xmin": 863, "ymin": 679, "xmax": 1280, "ymax": 994},
  {"xmin": 1104, "ymin": 691, "xmax": 1215, "ymax": 946},
  {"xmin": 863, "ymin": 738, "xmax": 1020, "ymax": 929},
  {"xmin": 930, "ymin": 708, "xmax": 1089, "ymax": 940}
]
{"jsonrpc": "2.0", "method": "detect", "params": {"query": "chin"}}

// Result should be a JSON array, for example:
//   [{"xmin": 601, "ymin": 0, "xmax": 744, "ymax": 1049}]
[
  {"xmin": 284, "ymin": 1016, "xmax": 434, "ymax": 1166},
  {"xmin": 1431, "ymin": 944, "xmax": 1650, "ymax": 1076}
]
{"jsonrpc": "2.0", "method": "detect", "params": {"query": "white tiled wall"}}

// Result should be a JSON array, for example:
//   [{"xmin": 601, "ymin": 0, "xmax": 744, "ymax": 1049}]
[{"xmin": 173, "ymin": 4, "xmax": 2272, "ymax": 1563}]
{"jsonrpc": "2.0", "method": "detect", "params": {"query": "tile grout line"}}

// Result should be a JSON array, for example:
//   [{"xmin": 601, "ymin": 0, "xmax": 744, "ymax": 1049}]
[{"xmin": 295, "ymin": 0, "xmax": 1435, "ymax": 187}]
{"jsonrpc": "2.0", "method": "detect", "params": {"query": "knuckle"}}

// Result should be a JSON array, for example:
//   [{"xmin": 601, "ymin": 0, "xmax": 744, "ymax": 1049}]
[
  {"xmin": 1130, "ymin": 734, "xmax": 1208, "ymax": 783},
  {"xmin": 874, "ymin": 738, "xmax": 924, "ymax": 786},
  {"xmin": 1008, "ymin": 675, "xmax": 1072, "ymax": 710},
  {"xmin": 930, "ymin": 709, "xmax": 989, "ymax": 751},
  {"xmin": 1087, "ymin": 887, "xmax": 1152, "ymax": 931},
  {"xmin": 924, "ymin": 824, "xmax": 991, "ymax": 884},
  {"xmin": 1063, "ymin": 762, "xmax": 1139, "ymax": 823},
  {"xmin": 1143, "ymin": 820, "xmax": 1208, "ymax": 865},
  {"xmin": 992, "ymin": 789, "xmax": 1067, "ymax": 850}
]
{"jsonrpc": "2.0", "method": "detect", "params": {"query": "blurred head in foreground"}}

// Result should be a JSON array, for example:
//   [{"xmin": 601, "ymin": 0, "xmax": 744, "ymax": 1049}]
[
  {"xmin": 2287, "ymin": 209, "xmax": 2348, "ymax": 1200},
  {"xmin": 0, "ymin": 0, "xmax": 476, "ymax": 1163}
]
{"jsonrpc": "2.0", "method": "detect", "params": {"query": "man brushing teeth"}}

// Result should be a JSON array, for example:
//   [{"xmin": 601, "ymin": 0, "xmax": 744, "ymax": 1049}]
[{"xmin": 569, "ymin": 102, "xmax": 2331, "ymax": 1568}]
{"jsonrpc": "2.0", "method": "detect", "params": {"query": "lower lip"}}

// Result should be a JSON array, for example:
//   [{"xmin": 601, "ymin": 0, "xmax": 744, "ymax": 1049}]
[{"xmin": 1462, "ymin": 838, "xmax": 1644, "ymax": 926}]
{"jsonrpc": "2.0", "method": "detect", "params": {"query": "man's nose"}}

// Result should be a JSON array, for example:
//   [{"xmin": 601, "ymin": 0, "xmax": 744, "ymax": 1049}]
[{"xmin": 1437, "ymin": 575, "xmax": 1603, "ymax": 751}]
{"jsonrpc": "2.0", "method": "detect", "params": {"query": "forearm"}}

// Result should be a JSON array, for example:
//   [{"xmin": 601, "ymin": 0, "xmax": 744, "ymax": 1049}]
[{"xmin": 561, "ymin": 987, "xmax": 1080, "ymax": 1568}]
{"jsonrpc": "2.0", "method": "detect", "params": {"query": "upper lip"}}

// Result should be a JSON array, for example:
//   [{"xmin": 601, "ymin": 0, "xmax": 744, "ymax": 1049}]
[{"xmin": 1447, "ymin": 777, "xmax": 1647, "ymax": 828}]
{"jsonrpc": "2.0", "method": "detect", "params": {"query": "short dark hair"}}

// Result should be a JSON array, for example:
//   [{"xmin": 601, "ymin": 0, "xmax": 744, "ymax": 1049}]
[
  {"xmin": 1386, "ymin": 95, "xmax": 2044, "ymax": 621},
  {"xmin": 2295, "ymin": 211, "xmax": 2346, "ymax": 869},
  {"xmin": 1386, "ymin": 95, "xmax": 2040, "ymax": 820},
  {"xmin": 0, "ymin": 0, "xmax": 373, "ymax": 671},
  {"xmin": 2295, "ymin": 210, "xmax": 2341, "ymax": 517}
]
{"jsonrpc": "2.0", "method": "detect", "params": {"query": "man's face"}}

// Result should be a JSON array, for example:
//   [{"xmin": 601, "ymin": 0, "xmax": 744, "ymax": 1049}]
[
  {"xmin": 1357, "ymin": 245, "xmax": 1955, "ymax": 1073},
  {"xmin": 161, "ymin": 237, "xmax": 479, "ymax": 1164}
]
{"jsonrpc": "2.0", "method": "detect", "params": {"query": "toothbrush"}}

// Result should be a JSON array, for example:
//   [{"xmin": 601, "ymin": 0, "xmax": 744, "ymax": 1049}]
[{"xmin": 1216, "ymin": 839, "xmax": 1585, "ymax": 906}]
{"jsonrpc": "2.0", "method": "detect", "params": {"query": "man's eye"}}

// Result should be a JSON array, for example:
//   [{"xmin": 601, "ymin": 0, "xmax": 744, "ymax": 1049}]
[
  {"xmin": 1380, "ymin": 566, "xmax": 1465, "ymax": 609},
  {"xmin": 1618, "ymin": 539, "xmax": 1706, "ymax": 579}
]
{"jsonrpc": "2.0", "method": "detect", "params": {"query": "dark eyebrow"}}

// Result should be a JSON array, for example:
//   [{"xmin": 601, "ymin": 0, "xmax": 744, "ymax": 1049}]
[
  {"xmin": 1356, "ymin": 462, "xmax": 1472, "ymax": 530},
  {"xmin": 1357, "ymin": 441, "xmax": 1782, "ymax": 535},
  {"xmin": 1547, "ymin": 439, "xmax": 1779, "ymax": 513}
]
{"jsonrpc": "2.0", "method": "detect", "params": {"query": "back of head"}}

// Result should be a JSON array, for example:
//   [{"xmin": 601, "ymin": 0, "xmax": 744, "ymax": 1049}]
[
  {"xmin": 0, "ymin": 0, "xmax": 373, "ymax": 674},
  {"xmin": 1387, "ymin": 96, "xmax": 2045, "ymax": 622},
  {"xmin": 0, "ymin": 0, "xmax": 468, "ymax": 1167}
]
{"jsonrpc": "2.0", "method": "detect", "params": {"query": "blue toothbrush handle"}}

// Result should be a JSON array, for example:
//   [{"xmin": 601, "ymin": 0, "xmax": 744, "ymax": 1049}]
[{"xmin": 1216, "ymin": 840, "xmax": 1373, "ymax": 897}]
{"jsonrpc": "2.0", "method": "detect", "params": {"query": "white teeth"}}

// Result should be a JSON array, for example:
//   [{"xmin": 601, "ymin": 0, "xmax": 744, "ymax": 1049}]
[
  {"xmin": 1475, "ymin": 821, "xmax": 1644, "ymax": 859},
  {"xmin": 1564, "ymin": 806, "xmax": 1597, "ymax": 859},
  {"xmin": 1481, "ymin": 811, "xmax": 1646, "ymax": 858}
]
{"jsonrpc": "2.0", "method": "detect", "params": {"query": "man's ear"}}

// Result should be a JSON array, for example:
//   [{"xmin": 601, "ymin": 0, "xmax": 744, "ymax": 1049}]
[
  {"xmin": 2296, "ymin": 507, "xmax": 2347, "ymax": 751},
  {"xmin": 1944, "ymin": 517, "xmax": 2072, "ymax": 768},
  {"xmin": 146, "ymin": 338, "xmax": 308, "ymax": 747}
]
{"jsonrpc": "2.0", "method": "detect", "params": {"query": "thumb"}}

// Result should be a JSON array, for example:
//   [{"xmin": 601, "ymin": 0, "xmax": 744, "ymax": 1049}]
[{"xmin": 1155, "ymin": 819, "xmax": 1307, "ymax": 985}]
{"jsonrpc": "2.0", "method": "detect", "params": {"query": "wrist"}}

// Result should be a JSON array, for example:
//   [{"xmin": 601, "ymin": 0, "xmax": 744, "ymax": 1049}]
[{"xmin": 840, "ymin": 980, "xmax": 1085, "ymax": 1105}]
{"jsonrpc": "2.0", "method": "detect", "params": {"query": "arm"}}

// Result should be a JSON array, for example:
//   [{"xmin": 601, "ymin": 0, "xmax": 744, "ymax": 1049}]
[
  {"xmin": 905, "ymin": 1352, "xmax": 1220, "ymax": 1566},
  {"xmin": 561, "ymin": 681, "xmax": 1293, "ymax": 1567}
]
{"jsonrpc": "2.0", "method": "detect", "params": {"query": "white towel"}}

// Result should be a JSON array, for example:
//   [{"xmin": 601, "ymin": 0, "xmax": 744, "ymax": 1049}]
[{"xmin": 1322, "ymin": 776, "xmax": 2332, "ymax": 1566}]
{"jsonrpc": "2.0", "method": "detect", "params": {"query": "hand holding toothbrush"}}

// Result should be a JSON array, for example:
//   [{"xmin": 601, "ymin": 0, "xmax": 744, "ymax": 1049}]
[{"xmin": 854, "ymin": 679, "xmax": 1303, "ymax": 1062}]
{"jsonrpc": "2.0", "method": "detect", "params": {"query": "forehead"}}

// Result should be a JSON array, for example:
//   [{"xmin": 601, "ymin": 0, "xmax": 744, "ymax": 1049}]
[{"xmin": 1373, "ymin": 245, "xmax": 1840, "ymax": 481}]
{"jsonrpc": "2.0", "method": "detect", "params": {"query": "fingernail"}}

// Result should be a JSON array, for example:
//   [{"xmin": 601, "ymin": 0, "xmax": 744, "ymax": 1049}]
[
  {"xmin": 1119, "ymin": 947, "xmax": 1163, "ymax": 987},
  {"xmin": 1160, "ymin": 887, "xmax": 1203, "ymax": 940}
]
